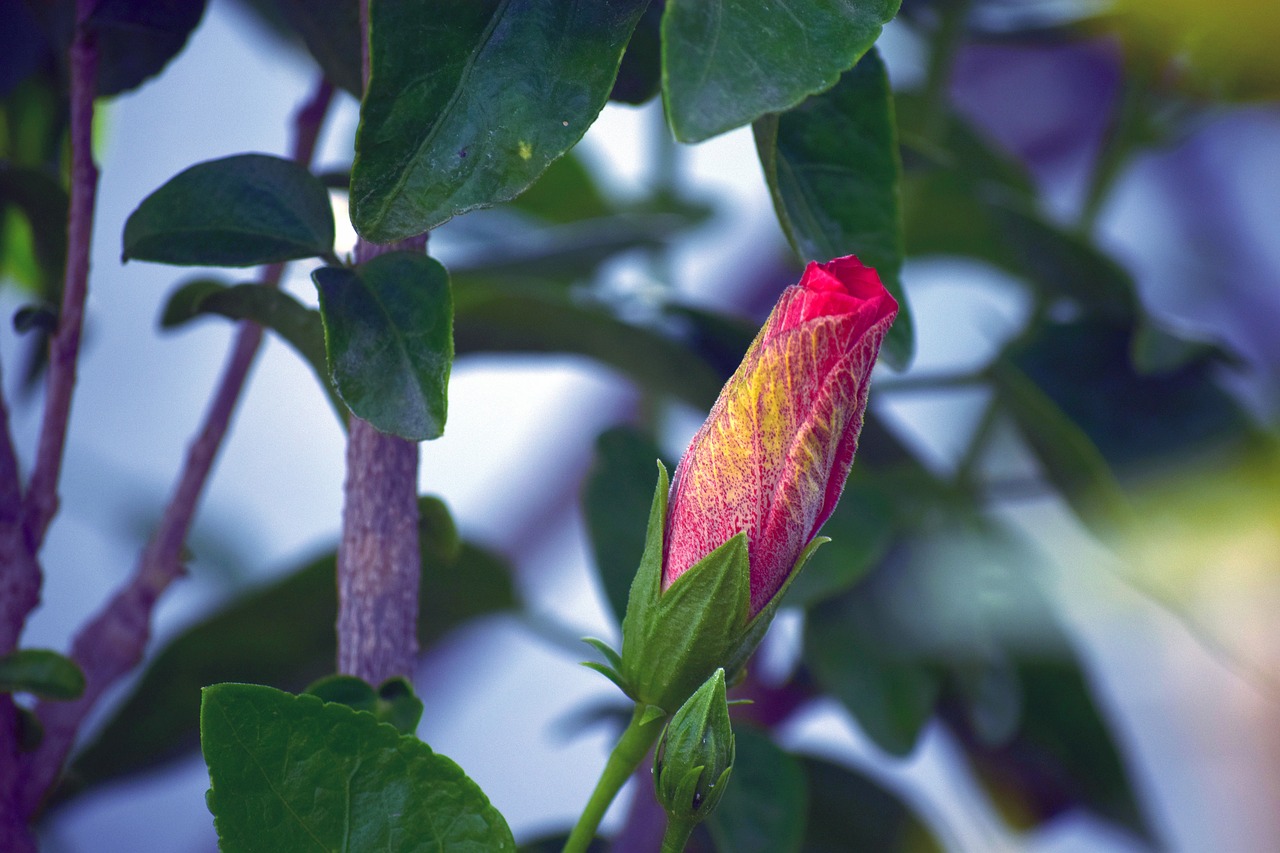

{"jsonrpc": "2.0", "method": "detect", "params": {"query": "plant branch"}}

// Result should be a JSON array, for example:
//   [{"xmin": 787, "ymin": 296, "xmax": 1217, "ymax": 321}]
[
  {"xmin": 17, "ymin": 76, "xmax": 335, "ymax": 821},
  {"xmin": 332, "ymin": 0, "xmax": 427, "ymax": 686},
  {"xmin": 20, "ymin": 1, "xmax": 101, "ymax": 554}
]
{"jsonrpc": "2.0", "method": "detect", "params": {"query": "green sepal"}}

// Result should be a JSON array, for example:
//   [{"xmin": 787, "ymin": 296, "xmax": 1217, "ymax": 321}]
[
  {"xmin": 0, "ymin": 648, "xmax": 86, "ymax": 700},
  {"xmin": 581, "ymin": 637, "xmax": 623, "ymax": 673},
  {"xmin": 617, "ymin": 463, "xmax": 828, "ymax": 712},
  {"xmin": 581, "ymin": 662, "xmax": 631, "ymax": 697},
  {"xmin": 653, "ymin": 668, "xmax": 735, "ymax": 822},
  {"xmin": 639, "ymin": 704, "xmax": 667, "ymax": 728}
]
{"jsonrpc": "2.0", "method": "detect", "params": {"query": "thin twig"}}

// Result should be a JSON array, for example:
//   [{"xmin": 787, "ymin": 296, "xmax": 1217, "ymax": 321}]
[
  {"xmin": 18, "ymin": 77, "xmax": 336, "ymax": 820},
  {"xmin": 20, "ymin": 2, "xmax": 100, "ymax": 554}
]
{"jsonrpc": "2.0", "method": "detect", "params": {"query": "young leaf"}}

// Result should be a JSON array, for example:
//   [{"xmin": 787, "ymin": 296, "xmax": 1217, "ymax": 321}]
[
  {"xmin": 350, "ymin": 0, "xmax": 648, "ymax": 241},
  {"xmin": 201, "ymin": 684, "xmax": 514, "ymax": 851},
  {"xmin": 754, "ymin": 48, "xmax": 912, "ymax": 368},
  {"xmin": 123, "ymin": 154, "xmax": 336, "ymax": 267},
  {"xmin": 313, "ymin": 252, "xmax": 453, "ymax": 441},
  {"xmin": 0, "ymin": 649, "xmax": 85, "ymax": 700},
  {"xmin": 662, "ymin": 0, "xmax": 901, "ymax": 142}
]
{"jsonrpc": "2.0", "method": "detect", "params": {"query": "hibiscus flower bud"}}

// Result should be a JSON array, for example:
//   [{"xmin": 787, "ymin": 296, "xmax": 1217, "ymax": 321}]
[
  {"xmin": 663, "ymin": 255, "xmax": 898, "ymax": 615},
  {"xmin": 614, "ymin": 255, "xmax": 897, "ymax": 713}
]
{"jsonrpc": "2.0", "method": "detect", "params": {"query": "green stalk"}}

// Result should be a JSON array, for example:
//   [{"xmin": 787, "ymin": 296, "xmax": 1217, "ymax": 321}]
[
  {"xmin": 659, "ymin": 815, "xmax": 697, "ymax": 853},
  {"xmin": 563, "ymin": 703, "xmax": 665, "ymax": 853}
]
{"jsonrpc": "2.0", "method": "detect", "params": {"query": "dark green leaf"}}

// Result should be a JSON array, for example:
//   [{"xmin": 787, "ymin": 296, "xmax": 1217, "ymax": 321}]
[
  {"xmin": 610, "ymin": 0, "xmax": 662, "ymax": 105},
  {"xmin": 201, "ymin": 684, "xmax": 514, "ymax": 851},
  {"xmin": 123, "ymin": 154, "xmax": 336, "ymax": 267},
  {"xmin": 662, "ymin": 0, "xmax": 901, "ymax": 142},
  {"xmin": 0, "ymin": 649, "xmax": 85, "ymax": 700},
  {"xmin": 454, "ymin": 281, "xmax": 724, "ymax": 411},
  {"xmin": 304, "ymin": 674, "xmax": 377, "ymax": 714},
  {"xmin": 800, "ymin": 756, "xmax": 942, "ymax": 852},
  {"xmin": 754, "ymin": 48, "xmax": 912, "ymax": 368},
  {"xmin": 998, "ymin": 317, "xmax": 1249, "ymax": 484},
  {"xmin": 519, "ymin": 835, "xmax": 606, "ymax": 853},
  {"xmin": 706, "ymin": 727, "xmax": 807, "ymax": 853},
  {"xmin": 351, "ymin": 0, "xmax": 648, "ymax": 241},
  {"xmin": 12, "ymin": 303, "xmax": 57, "ymax": 334},
  {"xmin": 158, "ymin": 278, "xmax": 345, "ymax": 424},
  {"xmin": 57, "ymin": 502, "xmax": 514, "ymax": 804},
  {"xmin": 88, "ymin": 0, "xmax": 208, "ymax": 97},
  {"xmin": 376, "ymin": 677, "xmax": 425, "ymax": 735},
  {"xmin": 804, "ymin": 545, "xmax": 941, "ymax": 756},
  {"xmin": 313, "ymin": 252, "xmax": 453, "ymax": 441},
  {"xmin": 16, "ymin": 706, "xmax": 43, "ymax": 752},
  {"xmin": 786, "ymin": 473, "xmax": 895, "ymax": 607},
  {"xmin": 304, "ymin": 675, "xmax": 424, "ymax": 735},
  {"xmin": 584, "ymin": 427, "xmax": 670, "ymax": 625},
  {"xmin": 270, "ymin": 0, "xmax": 361, "ymax": 95},
  {"xmin": 502, "ymin": 152, "xmax": 610, "ymax": 224}
]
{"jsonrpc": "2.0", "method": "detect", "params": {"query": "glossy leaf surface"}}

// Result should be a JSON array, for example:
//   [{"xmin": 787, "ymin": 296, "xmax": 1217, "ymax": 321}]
[
  {"xmin": 662, "ymin": 0, "xmax": 900, "ymax": 142},
  {"xmin": 755, "ymin": 49, "xmax": 911, "ymax": 368},
  {"xmin": 350, "ymin": 0, "xmax": 647, "ymax": 241},
  {"xmin": 123, "ymin": 154, "xmax": 335, "ymax": 267}
]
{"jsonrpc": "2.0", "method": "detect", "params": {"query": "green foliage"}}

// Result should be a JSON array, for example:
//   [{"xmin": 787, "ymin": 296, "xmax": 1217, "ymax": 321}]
[
  {"xmin": 662, "ymin": 0, "xmax": 901, "ymax": 142},
  {"xmin": 0, "ymin": 649, "xmax": 85, "ymax": 700},
  {"xmin": 350, "ymin": 0, "xmax": 648, "ymax": 241},
  {"xmin": 799, "ymin": 756, "xmax": 941, "ymax": 852},
  {"xmin": 584, "ymin": 427, "xmax": 669, "ymax": 625},
  {"xmin": 269, "ymin": 0, "xmax": 361, "ymax": 95},
  {"xmin": 58, "ymin": 500, "xmax": 514, "ymax": 804},
  {"xmin": 706, "ymin": 727, "xmax": 806, "ymax": 853},
  {"xmin": 201, "ymin": 683, "xmax": 514, "ymax": 851},
  {"xmin": 755, "ymin": 48, "xmax": 911, "ymax": 367},
  {"xmin": 123, "ymin": 154, "xmax": 336, "ymax": 267},
  {"xmin": 88, "ymin": 0, "xmax": 209, "ymax": 97},
  {"xmin": 313, "ymin": 252, "xmax": 453, "ymax": 440}
]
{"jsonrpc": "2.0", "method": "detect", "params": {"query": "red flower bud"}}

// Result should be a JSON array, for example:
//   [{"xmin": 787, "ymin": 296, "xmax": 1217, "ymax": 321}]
[{"xmin": 662, "ymin": 255, "xmax": 898, "ymax": 615}]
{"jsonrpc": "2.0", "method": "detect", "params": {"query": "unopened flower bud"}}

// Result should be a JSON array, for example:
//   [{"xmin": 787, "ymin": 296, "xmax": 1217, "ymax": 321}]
[{"xmin": 653, "ymin": 668, "xmax": 735, "ymax": 823}]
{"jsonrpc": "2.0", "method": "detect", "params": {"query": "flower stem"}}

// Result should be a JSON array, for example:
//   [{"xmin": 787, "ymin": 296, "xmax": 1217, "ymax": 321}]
[
  {"xmin": 563, "ymin": 704, "xmax": 665, "ymax": 853},
  {"xmin": 659, "ymin": 816, "xmax": 697, "ymax": 853}
]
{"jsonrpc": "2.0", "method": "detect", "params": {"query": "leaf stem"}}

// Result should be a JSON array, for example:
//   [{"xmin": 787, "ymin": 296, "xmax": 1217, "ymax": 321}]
[
  {"xmin": 17, "ymin": 76, "xmax": 336, "ymax": 821},
  {"xmin": 564, "ymin": 703, "xmax": 665, "ymax": 853}
]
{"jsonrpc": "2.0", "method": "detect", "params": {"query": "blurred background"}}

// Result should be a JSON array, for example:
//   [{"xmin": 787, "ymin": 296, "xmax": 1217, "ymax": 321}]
[{"xmin": 2, "ymin": 0, "xmax": 1279, "ymax": 850}]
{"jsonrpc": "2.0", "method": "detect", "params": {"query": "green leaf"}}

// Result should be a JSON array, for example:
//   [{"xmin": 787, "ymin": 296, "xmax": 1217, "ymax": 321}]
[
  {"xmin": 610, "ymin": 0, "xmax": 663, "ymax": 105},
  {"xmin": 123, "ymin": 154, "xmax": 336, "ymax": 267},
  {"xmin": 0, "ymin": 649, "xmax": 85, "ymax": 700},
  {"xmin": 662, "ymin": 0, "xmax": 901, "ymax": 142},
  {"xmin": 313, "ymin": 252, "xmax": 453, "ymax": 441},
  {"xmin": 804, "ymin": 546, "xmax": 941, "ymax": 756},
  {"xmin": 270, "ymin": 0, "xmax": 361, "ymax": 95},
  {"xmin": 799, "ymin": 756, "xmax": 942, "ymax": 852},
  {"xmin": 350, "ymin": 0, "xmax": 648, "ymax": 241},
  {"xmin": 501, "ymin": 152, "xmax": 610, "ymax": 224},
  {"xmin": 584, "ymin": 427, "xmax": 670, "ymax": 625},
  {"xmin": 12, "ymin": 303, "xmax": 57, "ymax": 335},
  {"xmin": 201, "ymin": 683, "xmax": 514, "ymax": 851},
  {"xmin": 754, "ymin": 48, "xmax": 911, "ymax": 368},
  {"xmin": 88, "ymin": 0, "xmax": 208, "ymax": 97},
  {"xmin": 706, "ymin": 727, "xmax": 807, "ymax": 853},
  {"xmin": 453, "ymin": 281, "xmax": 725, "ymax": 411},
  {"xmin": 58, "ymin": 501, "xmax": 514, "ymax": 805}
]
